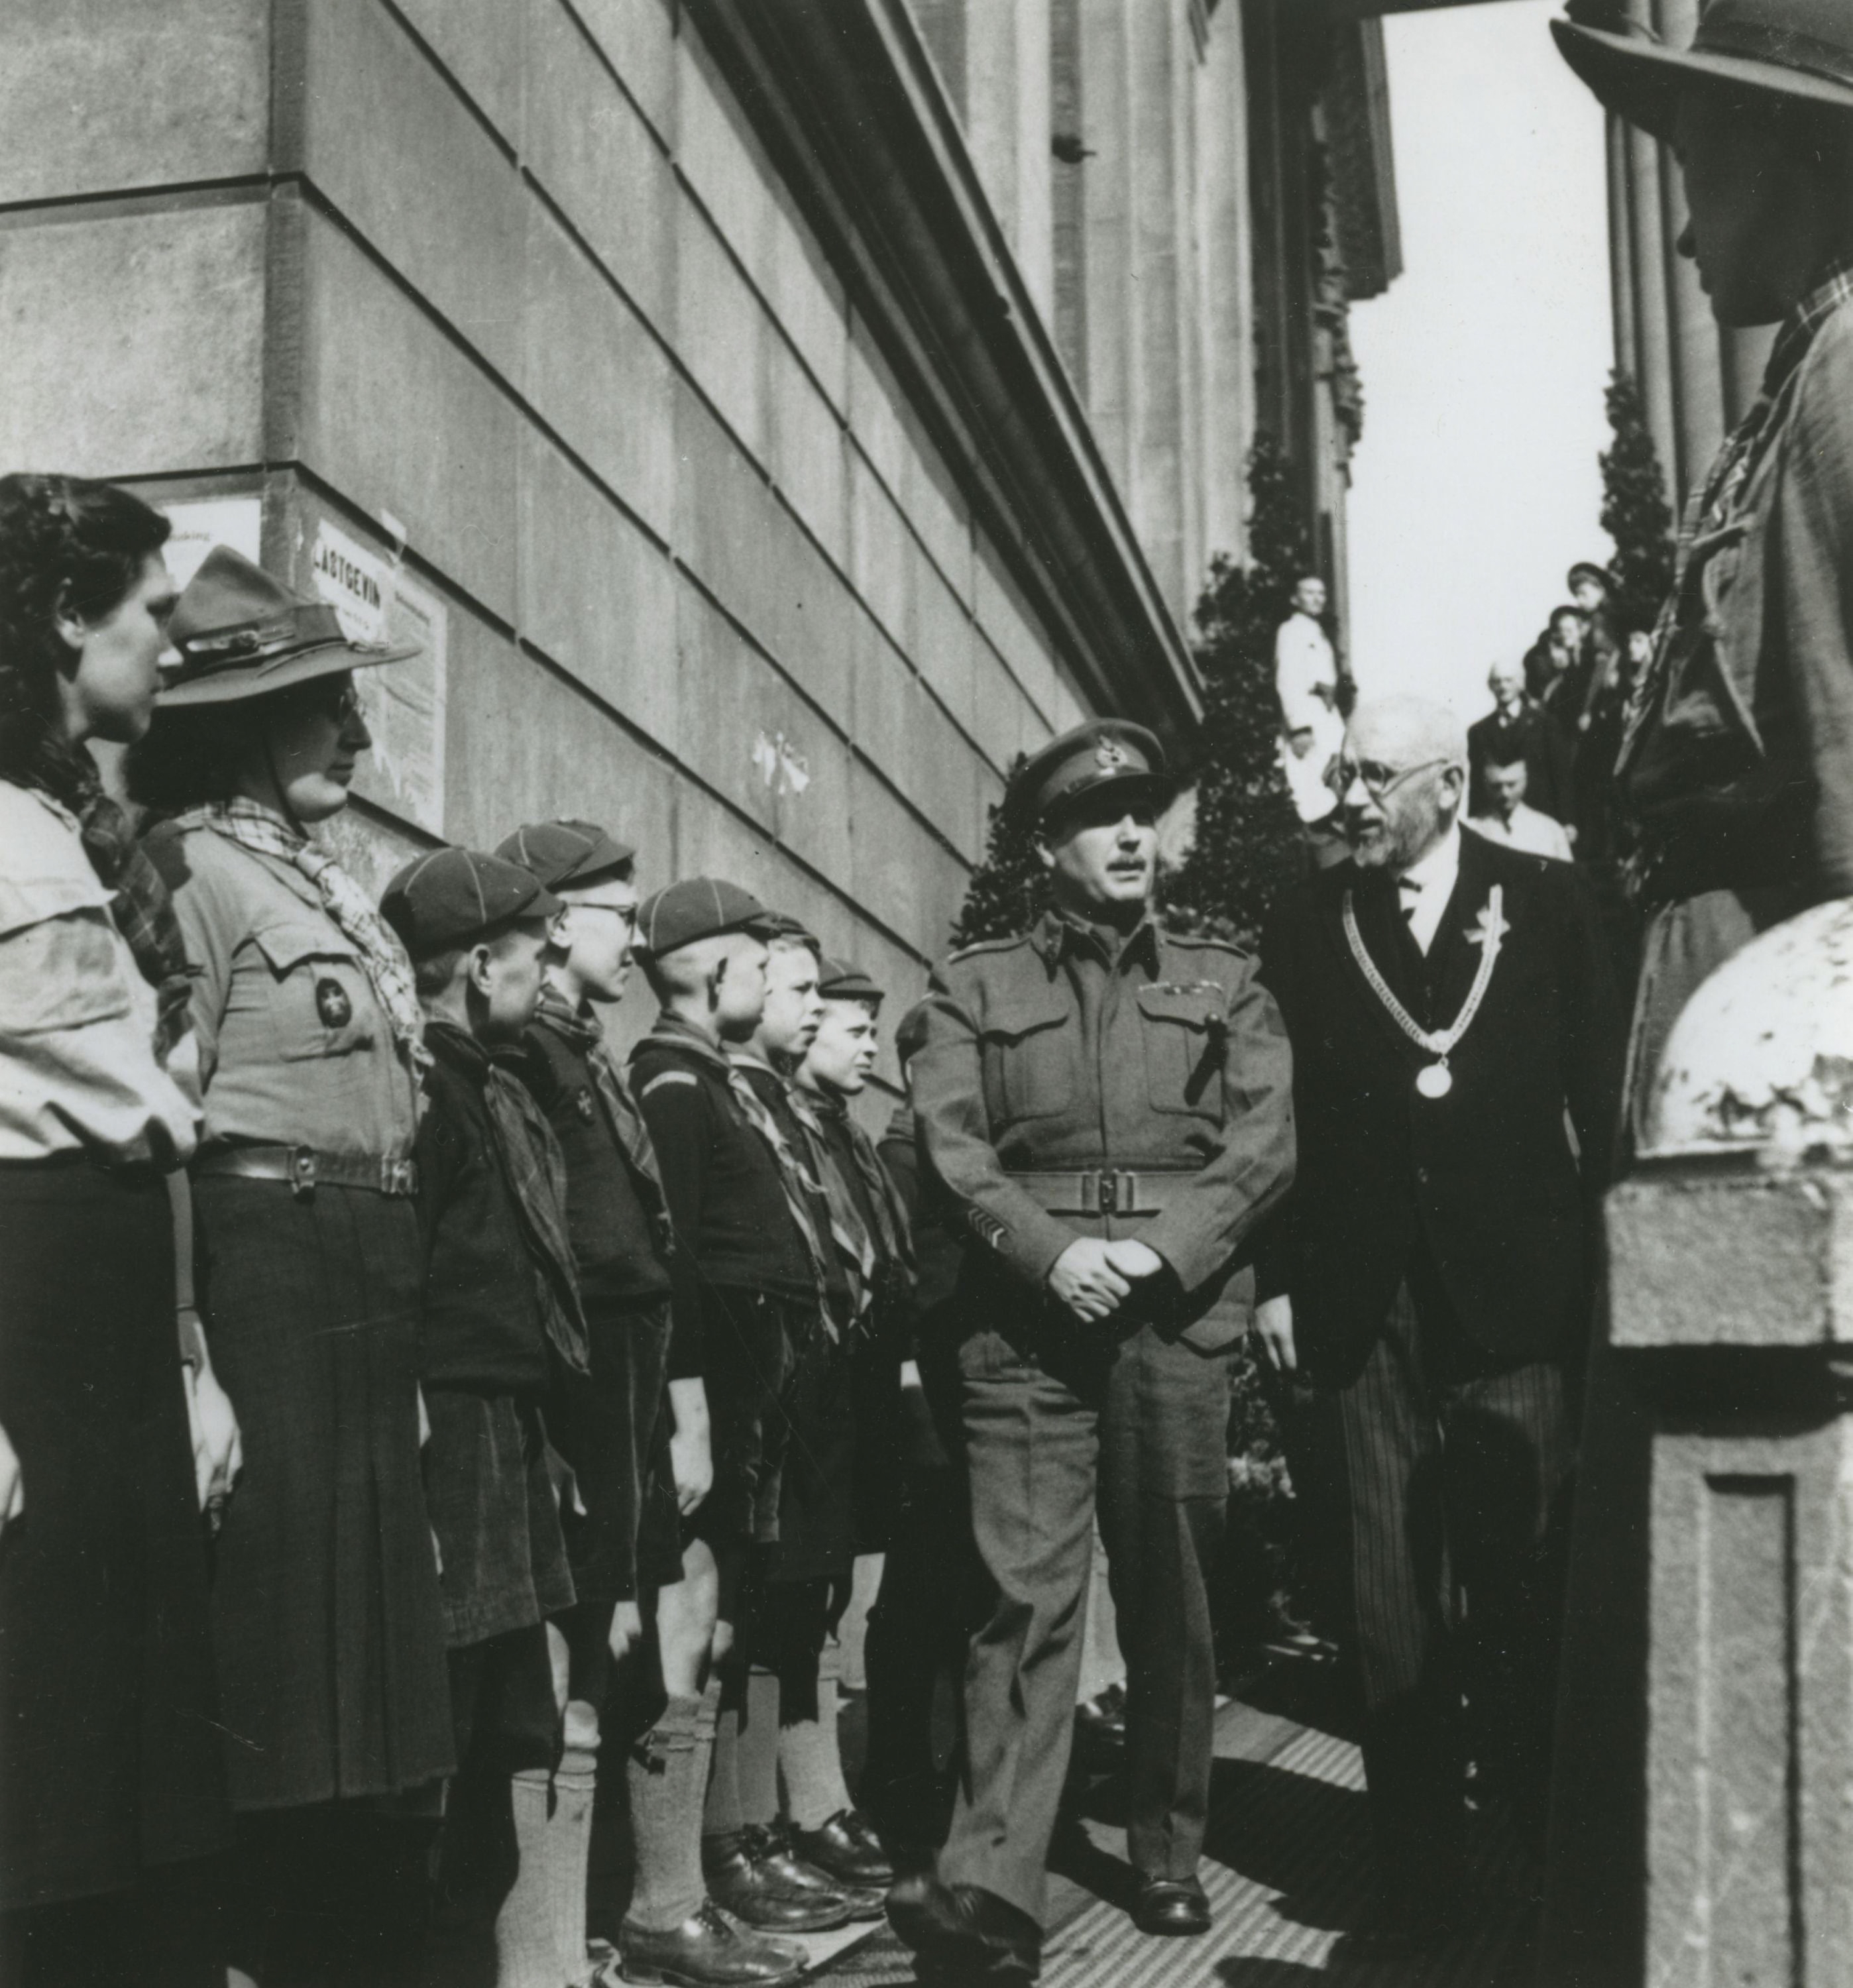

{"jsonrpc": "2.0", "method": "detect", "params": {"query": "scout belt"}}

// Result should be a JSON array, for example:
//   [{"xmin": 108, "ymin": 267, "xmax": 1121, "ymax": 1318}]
[
  {"xmin": 194, "ymin": 1143, "xmax": 420, "ymax": 1199},
  {"xmin": 1006, "ymin": 1168, "xmax": 1196, "ymax": 1217}
]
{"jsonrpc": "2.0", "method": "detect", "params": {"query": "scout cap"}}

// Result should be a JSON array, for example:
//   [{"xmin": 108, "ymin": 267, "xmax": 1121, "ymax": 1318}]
[
  {"xmin": 1566, "ymin": 561, "xmax": 1610, "ymax": 592},
  {"xmin": 1005, "ymin": 718, "xmax": 1172, "ymax": 830},
  {"xmin": 496, "ymin": 818, "xmax": 635, "ymax": 891},
  {"xmin": 818, "ymin": 958, "xmax": 884, "ymax": 1005},
  {"xmin": 380, "ymin": 847, "xmax": 563, "ymax": 960},
  {"xmin": 1553, "ymin": 0, "xmax": 1853, "ymax": 144},
  {"xmin": 894, "ymin": 1003, "xmax": 930, "ymax": 1066},
  {"xmin": 757, "ymin": 909, "xmax": 821, "ymax": 950},
  {"xmin": 160, "ymin": 545, "xmax": 420, "ymax": 707},
  {"xmin": 632, "ymin": 878, "xmax": 773, "ymax": 960}
]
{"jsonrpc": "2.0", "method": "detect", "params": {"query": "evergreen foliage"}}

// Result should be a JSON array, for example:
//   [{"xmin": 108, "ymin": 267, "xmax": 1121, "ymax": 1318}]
[
  {"xmin": 1165, "ymin": 439, "xmax": 1312, "ymax": 945},
  {"xmin": 948, "ymin": 753, "xmax": 1047, "ymax": 948},
  {"xmin": 1599, "ymin": 368, "xmax": 1676, "ymax": 632}
]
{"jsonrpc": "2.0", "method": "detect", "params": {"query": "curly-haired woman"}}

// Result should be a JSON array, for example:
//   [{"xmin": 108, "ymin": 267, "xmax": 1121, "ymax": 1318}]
[{"xmin": 0, "ymin": 472, "xmax": 237, "ymax": 1983}]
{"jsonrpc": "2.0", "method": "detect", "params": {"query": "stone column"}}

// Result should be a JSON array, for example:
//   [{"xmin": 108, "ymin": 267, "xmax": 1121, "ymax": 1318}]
[
  {"xmin": 1197, "ymin": 7, "xmax": 1253, "ymax": 569},
  {"xmin": 1654, "ymin": 0, "xmax": 1727, "ymax": 496},
  {"xmin": 964, "ymin": 0, "xmax": 1054, "ymax": 329},
  {"xmin": 1078, "ymin": 0, "xmax": 1135, "ymax": 500},
  {"xmin": 1608, "ymin": 112, "xmax": 1638, "ymax": 384}
]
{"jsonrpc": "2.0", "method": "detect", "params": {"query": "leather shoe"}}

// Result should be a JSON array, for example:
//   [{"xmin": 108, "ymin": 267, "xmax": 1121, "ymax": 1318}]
[
  {"xmin": 790, "ymin": 1808, "xmax": 896, "ymax": 1888},
  {"xmin": 612, "ymin": 1901, "xmax": 807, "ymax": 1986},
  {"xmin": 1133, "ymin": 1875, "xmax": 1212, "ymax": 1937},
  {"xmin": 886, "ymin": 1872, "xmax": 1040, "ymax": 1982},
  {"xmin": 701, "ymin": 1830, "xmax": 852, "ymax": 1932}
]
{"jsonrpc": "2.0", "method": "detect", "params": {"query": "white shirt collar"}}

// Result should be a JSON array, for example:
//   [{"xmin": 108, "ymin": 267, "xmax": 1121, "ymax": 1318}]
[{"xmin": 1396, "ymin": 820, "xmax": 1462, "ymax": 895}]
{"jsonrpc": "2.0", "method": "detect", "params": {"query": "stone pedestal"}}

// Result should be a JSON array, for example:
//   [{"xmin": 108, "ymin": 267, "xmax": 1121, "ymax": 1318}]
[{"xmin": 1605, "ymin": 1160, "xmax": 1853, "ymax": 1987}]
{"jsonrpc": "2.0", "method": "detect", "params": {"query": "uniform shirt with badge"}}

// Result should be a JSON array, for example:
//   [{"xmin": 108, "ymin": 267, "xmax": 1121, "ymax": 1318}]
[
  {"xmin": 0, "ymin": 783, "xmax": 200, "ymax": 1164},
  {"xmin": 144, "ymin": 820, "xmax": 420, "ymax": 1155},
  {"xmin": 908, "ymin": 908, "xmax": 1296, "ymax": 1345}
]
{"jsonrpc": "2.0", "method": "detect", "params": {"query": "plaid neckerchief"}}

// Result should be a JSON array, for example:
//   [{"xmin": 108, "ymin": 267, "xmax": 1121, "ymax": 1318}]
[
  {"xmin": 635, "ymin": 1015, "xmax": 835, "ymax": 1323},
  {"xmin": 785, "ymin": 1083, "xmax": 881, "ymax": 1328},
  {"xmin": 23, "ymin": 734, "xmax": 193, "ymax": 1064},
  {"xmin": 531, "ymin": 987, "xmax": 675, "ymax": 1262},
  {"xmin": 1619, "ymin": 258, "xmax": 1853, "ymax": 781},
  {"xmin": 810, "ymin": 1090, "xmax": 917, "ymax": 1284},
  {"xmin": 171, "ymin": 798, "xmax": 429, "ymax": 1070},
  {"xmin": 426, "ymin": 1019, "xmax": 590, "ymax": 1376}
]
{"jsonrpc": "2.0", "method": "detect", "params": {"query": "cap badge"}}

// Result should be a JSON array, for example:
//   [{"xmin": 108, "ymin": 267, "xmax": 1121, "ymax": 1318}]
[{"xmin": 1094, "ymin": 736, "xmax": 1131, "ymax": 773}]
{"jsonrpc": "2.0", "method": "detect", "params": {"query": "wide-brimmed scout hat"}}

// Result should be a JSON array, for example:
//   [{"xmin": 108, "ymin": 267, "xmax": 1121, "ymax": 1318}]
[
  {"xmin": 1005, "ymin": 718, "xmax": 1173, "ymax": 831},
  {"xmin": 1553, "ymin": 0, "xmax": 1853, "ymax": 144},
  {"xmin": 159, "ymin": 545, "xmax": 420, "ymax": 708}
]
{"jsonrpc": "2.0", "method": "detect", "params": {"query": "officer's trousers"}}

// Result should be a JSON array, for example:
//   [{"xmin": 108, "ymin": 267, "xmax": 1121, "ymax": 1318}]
[{"xmin": 938, "ymin": 1317, "xmax": 1233, "ymax": 1922}]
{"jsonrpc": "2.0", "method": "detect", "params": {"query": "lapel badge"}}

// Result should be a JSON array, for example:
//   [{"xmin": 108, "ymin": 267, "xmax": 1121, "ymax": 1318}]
[
  {"xmin": 575, "ymin": 1088, "xmax": 597, "ymax": 1122},
  {"xmin": 1466, "ymin": 901, "xmax": 1510, "ymax": 952},
  {"xmin": 314, "ymin": 976, "xmax": 352, "ymax": 1030}
]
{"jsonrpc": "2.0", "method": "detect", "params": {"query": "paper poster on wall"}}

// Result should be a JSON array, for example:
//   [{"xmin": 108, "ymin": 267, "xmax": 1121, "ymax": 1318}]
[
  {"xmin": 309, "ymin": 520, "xmax": 448, "ymax": 838},
  {"xmin": 160, "ymin": 496, "xmax": 262, "ymax": 592}
]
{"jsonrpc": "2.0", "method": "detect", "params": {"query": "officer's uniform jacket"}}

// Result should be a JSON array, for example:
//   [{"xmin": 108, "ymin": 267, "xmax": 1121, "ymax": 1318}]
[{"xmin": 908, "ymin": 909, "xmax": 1295, "ymax": 1350}]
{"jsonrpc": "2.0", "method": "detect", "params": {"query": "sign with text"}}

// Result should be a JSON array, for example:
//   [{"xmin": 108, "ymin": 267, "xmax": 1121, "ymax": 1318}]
[{"xmin": 309, "ymin": 520, "xmax": 448, "ymax": 837}]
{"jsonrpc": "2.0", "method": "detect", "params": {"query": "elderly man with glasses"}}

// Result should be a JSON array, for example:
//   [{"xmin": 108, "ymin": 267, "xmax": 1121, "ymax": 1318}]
[{"xmin": 1253, "ymin": 696, "xmax": 1624, "ymax": 1950}]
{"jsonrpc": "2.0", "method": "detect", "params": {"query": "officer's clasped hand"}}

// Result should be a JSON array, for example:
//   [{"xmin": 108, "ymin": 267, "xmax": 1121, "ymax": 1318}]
[{"xmin": 1048, "ymin": 1235, "xmax": 1165, "ymax": 1323}]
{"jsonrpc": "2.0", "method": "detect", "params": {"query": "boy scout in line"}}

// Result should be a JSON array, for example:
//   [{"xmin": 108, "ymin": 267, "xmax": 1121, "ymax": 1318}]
[
  {"xmin": 381, "ymin": 848, "xmax": 586, "ymax": 1986},
  {"xmin": 499, "ymin": 822, "xmax": 787, "ymax": 1988},
  {"xmin": 890, "ymin": 721, "xmax": 1296, "ymax": 1984},
  {"xmin": 718, "ymin": 926, "xmax": 887, "ymax": 1918},
  {"xmin": 627, "ymin": 883, "xmax": 854, "ymax": 1955}
]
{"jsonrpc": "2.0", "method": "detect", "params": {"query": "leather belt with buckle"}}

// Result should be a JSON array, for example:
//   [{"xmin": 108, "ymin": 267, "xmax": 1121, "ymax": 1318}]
[
  {"xmin": 1005, "ymin": 1168, "xmax": 1196, "ymax": 1218},
  {"xmin": 194, "ymin": 1144, "xmax": 420, "ymax": 1199}
]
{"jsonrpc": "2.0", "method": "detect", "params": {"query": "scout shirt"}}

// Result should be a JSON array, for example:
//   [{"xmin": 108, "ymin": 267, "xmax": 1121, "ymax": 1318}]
[
  {"xmin": 144, "ymin": 822, "xmax": 420, "ymax": 1156},
  {"xmin": 908, "ymin": 909, "xmax": 1296, "ymax": 1349},
  {"xmin": 1620, "ymin": 264, "xmax": 1853, "ymax": 907},
  {"xmin": 0, "ymin": 783, "xmax": 199, "ymax": 1164}
]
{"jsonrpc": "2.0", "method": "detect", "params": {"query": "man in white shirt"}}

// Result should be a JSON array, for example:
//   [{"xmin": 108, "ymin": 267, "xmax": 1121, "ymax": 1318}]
[
  {"xmin": 1468, "ymin": 760, "xmax": 1573, "ymax": 863},
  {"xmin": 1274, "ymin": 575, "xmax": 1347, "ymax": 826}
]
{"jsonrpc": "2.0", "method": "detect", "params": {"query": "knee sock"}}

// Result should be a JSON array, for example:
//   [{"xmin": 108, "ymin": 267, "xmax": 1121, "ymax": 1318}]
[
  {"xmin": 702, "ymin": 1659, "xmax": 747, "ymax": 1841},
  {"xmin": 740, "ymin": 1667, "xmax": 783, "ymax": 1832},
  {"xmin": 625, "ymin": 1686, "xmax": 716, "ymax": 1934},
  {"xmin": 779, "ymin": 1673, "xmax": 855, "ymax": 1830},
  {"xmin": 496, "ymin": 1768, "xmax": 568, "ymax": 1988},
  {"xmin": 551, "ymin": 1716, "xmax": 599, "ymax": 1987}
]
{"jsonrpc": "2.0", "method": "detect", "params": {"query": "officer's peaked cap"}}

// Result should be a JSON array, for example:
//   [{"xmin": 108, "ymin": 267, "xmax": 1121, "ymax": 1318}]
[{"xmin": 1005, "ymin": 719, "xmax": 1172, "ymax": 830}]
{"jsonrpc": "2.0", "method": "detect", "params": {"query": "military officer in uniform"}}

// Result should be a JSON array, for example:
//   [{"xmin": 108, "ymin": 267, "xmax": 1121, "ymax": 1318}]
[{"xmin": 887, "ymin": 721, "xmax": 1296, "ymax": 1983}]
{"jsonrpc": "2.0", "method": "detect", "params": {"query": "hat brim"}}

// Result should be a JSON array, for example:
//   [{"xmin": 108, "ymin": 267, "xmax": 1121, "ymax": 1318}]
[
  {"xmin": 1015, "ymin": 769, "xmax": 1176, "ymax": 834},
  {"xmin": 1552, "ymin": 19, "xmax": 1853, "ymax": 143},
  {"xmin": 156, "ymin": 634, "xmax": 421, "ymax": 708}
]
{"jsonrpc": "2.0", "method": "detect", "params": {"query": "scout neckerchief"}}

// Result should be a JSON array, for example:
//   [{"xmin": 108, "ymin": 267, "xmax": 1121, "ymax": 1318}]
[
  {"xmin": 1341, "ymin": 876, "xmax": 1506, "ymax": 1099},
  {"xmin": 425, "ymin": 1019, "xmax": 589, "ymax": 1375},
  {"xmin": 24, "ymin": 734, "xmax": 193, "ymax": 1063},
  {"xmin": 174, "ymin": 797, "xmax": 428, "ymax": 1070},
  {"xmin": 785, "ymin": 1083, "xmax": 882, "ymax": 1329},
  {"xmin": 812, "ymin": 1091, "xmax": 916, "ymax": 1282},
  {"xmin": 638, "ymin": 1015, "xmax": 835, "ymax": 1326},
  {"xmin": 531, "ymin": 986, "xmax": 676, "ymax": 1262},
  {"xmin": 1618, "ymin": 260, "xmax": 1853, "ymax": 789}
]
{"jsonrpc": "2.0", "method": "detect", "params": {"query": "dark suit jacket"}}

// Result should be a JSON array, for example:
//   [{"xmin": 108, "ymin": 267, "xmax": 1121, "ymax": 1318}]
[{"xmin": 1256, "ymin": 830, "xmax": 1624, "ymax": 1389}]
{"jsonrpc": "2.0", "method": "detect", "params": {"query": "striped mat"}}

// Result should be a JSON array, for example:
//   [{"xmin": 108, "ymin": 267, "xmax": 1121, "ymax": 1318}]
[{"xmin": 810, "ymin": 1721, "xmax": 1538, "ymax": 1987}]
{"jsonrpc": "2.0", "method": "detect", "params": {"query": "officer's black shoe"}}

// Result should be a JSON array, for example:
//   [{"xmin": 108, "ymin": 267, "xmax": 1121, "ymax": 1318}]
[
  {"xmin": 886, "ymin": 1873, "xmax": 1040, "ymax": 1983},
  {"xmin": 790, "ymin": 1808, "xmax": 896, "ymax": 1888},
  {"xmin": 612, "ymin": 1902, "xmax": 808, "ymax": 1986},
  {"xmin": 701, "ymin": 1830, "xmax": 853, "ymax": 1932},
  {"xmin": 1131, "ymin": 1874, "xmax": 1212, "ymax": 1938}
]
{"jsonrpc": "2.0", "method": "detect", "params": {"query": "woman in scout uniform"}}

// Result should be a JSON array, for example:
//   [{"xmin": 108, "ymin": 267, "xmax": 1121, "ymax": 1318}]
[
  {"xmin": 0, "ymin": 474, "xmax": 231, "ymax": 1981},
  {"xmin": 131, "ymin": 547, "xmax": 453, "ymax": 1982}
]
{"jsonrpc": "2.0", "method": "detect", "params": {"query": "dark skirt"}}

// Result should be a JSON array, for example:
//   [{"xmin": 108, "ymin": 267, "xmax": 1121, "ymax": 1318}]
[
  {"xmin": 0, "ymin": 1161, "xmax": 225, "ymax": 1908},
  {"xmin": 194, "ymin": 1177, "xmax": 454, "ymax": 1810}
]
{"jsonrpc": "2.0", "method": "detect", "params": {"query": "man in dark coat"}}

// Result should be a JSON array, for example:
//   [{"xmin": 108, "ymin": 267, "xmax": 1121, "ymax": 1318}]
[
  {"xmin": 1253, "ymin": 696, "xmax": 1623, "ymax": 1946},
  {"xmin": 1467, "ymin": 657, "xmax": 1576, "ymax": 827},
  {"xmin": 888, "ymin": 720, "xmax": 1296, "ymax": 1981}
]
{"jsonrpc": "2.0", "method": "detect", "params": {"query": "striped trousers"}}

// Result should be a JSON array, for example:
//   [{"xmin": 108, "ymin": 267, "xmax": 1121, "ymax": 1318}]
[{"xmin": 1307, "ymin": 1262, "xmax": 1574, "ymax": 1906}]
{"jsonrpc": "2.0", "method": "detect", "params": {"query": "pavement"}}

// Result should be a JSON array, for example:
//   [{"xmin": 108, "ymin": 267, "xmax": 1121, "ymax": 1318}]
[{"xmin": 794, "ymin": 1659, "xmax": 1540, "ymax": 1988}]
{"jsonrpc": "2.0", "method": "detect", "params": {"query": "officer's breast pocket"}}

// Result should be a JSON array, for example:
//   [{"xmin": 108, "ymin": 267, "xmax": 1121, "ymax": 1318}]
[
  {"xmin": 979, "ymin": 993, "xmax": 1075, "ymax": 1123},
  {"xmin": 250, "ymin": 921, "xmax": 378, "ymax": 1062},
  {"xmin": 1137, "ymin": 983, "xmax": 1225, "ymax": 1119}
]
